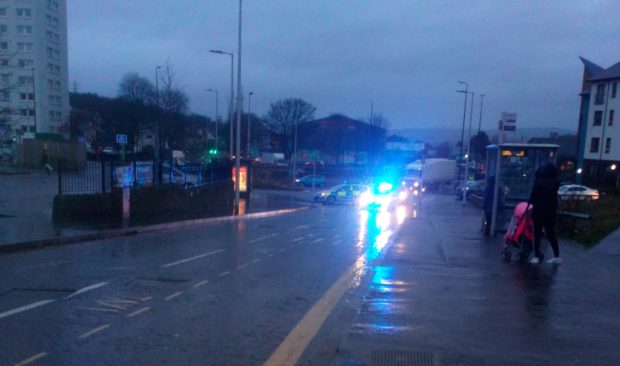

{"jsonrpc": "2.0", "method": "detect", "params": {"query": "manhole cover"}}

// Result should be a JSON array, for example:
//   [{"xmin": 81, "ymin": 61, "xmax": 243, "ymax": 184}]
[{"xmin": 371, "ymin": 351, "xmax": 433, "ymax": 366}]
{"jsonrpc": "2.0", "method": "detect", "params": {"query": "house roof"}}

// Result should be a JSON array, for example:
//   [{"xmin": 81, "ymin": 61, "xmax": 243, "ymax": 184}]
[{"xmin": 581, "ymin": 57, "xmax": 620, "ymax": 82}]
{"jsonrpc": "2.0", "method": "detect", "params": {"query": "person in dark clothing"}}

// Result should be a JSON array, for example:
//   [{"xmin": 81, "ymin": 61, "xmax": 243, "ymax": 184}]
[
  {"xmin": 41, "ymin": 147, "xmax": 51, "ymax": 175},
  {"xmin": 528, "ymin": 163, "xmax": 561, "ymax": 264}
]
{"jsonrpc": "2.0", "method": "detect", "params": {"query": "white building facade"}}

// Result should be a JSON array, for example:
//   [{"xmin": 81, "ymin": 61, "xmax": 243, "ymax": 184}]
[
  {"xmin": 577, "ymin": 57, "xmax": 620, "ymax": 186},
  {"xmin": 0, "ymin": 0, "xmax": 69, "ymax": 139}
]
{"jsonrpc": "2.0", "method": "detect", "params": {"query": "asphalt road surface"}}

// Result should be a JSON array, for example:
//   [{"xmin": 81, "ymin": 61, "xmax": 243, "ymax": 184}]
[{"xmin": 0, "ymin": 194, "xmax": 409, "ymax": 365}]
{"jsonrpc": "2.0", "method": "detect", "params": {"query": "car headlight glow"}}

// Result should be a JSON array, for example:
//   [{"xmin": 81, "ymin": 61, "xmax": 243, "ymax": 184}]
[
  {"xmin": 359, "ymin": 190, "xmax": 374, "ymax": 206},
  {"xmin": 398, "ymin": 190, "xmax": 408, "ymax": 201},
  {"xmin": 414, "ymin": 181, "xmax": 420, "ymax": 188},
  {"xmin": 378, "ymin": 182, "xmax": 393, "ymax": 193}
]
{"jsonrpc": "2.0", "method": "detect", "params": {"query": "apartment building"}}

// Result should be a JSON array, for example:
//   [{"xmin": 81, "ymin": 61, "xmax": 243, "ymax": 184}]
[
  {"xmin": 0, "ymin": 0, "xmax": 69, "ymax": 139},
  {"xmin": 577, "ymin": 57, "xmax": 620, "ymax": 186}
]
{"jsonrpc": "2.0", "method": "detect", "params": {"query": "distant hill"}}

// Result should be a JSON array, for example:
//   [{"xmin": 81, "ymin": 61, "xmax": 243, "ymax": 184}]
[{"xmin": 391, "ymin": 127, "xmax": 576, "ymax": 146}]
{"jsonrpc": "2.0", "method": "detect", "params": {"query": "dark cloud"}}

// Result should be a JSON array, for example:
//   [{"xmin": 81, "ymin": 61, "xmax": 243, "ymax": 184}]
[{"xmin": 68, "ymin": 0, "xmax": 620, "ymax": 131}]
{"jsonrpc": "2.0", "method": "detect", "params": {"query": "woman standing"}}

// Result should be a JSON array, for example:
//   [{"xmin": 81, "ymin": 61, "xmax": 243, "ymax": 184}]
[{"xmin": 528, "ymin": 163, "xmax": 562, "ymax": 264}]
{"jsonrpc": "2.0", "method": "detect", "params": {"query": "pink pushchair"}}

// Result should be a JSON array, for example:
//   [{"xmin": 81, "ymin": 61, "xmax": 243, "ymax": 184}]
[{"xmin": 501, "ymin": 202, "xmax": 533, "ymax": 262}]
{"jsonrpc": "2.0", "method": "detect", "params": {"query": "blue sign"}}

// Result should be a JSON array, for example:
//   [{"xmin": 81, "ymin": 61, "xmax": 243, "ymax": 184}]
[{"xmin": 116, "ymin": 134, "xmax": 128, "ymax": 144}]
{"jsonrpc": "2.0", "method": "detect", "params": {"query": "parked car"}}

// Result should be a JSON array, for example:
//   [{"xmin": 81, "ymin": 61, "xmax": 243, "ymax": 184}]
[
  {"xmin": 455, "ymin": 180, "xmax": 485, "ymax": 199},
  {"xmin": 314, "ymin": 183, "xmax": 367, "ymax": 205},
  {"xmin": 295, "ymin": 175, "xmax": 325, "ymax": 187},
  {"xmin": 558, "ymin": 184, "xmax": 599, "ymax": 200}
]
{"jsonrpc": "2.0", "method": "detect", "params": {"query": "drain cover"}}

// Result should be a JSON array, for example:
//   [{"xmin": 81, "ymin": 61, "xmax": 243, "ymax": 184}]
[{"xmin": 371, "ymin": 351, "xmax": 433, "ymax": 366}]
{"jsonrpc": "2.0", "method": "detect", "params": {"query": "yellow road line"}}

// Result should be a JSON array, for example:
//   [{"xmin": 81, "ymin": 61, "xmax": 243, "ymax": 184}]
[
  {"xmin": 127, "ymin": 306, "xmax": 150, "ymax": 317},
  {"xmin": 78, "ymin": 324, "xmax": 110, "ymax": 339},
  {"xmin": 14, "ymin": 352, "xmax": 47, "ymax": 366},
  {"xmin": 264, "ymin": 257, "xmax": 365, "ymax": 366}
]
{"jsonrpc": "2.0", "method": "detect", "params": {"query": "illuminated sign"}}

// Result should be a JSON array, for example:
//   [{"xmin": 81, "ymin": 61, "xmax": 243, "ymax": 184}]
[
  {"xmin": 232, "ymin": 166, "xmax": 248, "ymax": 192},
  {"xmin": 501, "ymin": 150, "xmax": 525, "ymax": 157}
]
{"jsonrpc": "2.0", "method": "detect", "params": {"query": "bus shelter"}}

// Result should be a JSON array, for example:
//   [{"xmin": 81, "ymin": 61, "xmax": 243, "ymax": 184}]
[{"xmin": 485, "ymin": 143, "xmax": 559, "ymax": 235}]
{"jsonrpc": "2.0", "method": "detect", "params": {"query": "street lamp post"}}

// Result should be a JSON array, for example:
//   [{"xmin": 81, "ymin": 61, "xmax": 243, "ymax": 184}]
[
  {"xmin": 154, "ymin": 65, "xmax": 162, "ymax": 185},
  {"xmin": 31, "ymin": 68, "xmax": 36, "ymax": 134},
  {"xmin": 234, "ymin": 0, "xmax": 243, "ymax": 214},
  {"xmin": 474, "ymin": 93, "xmax": 485, "ymax": 166},
  {"xmin": 463, "ymin": 91, "xmax": 474, "ymax": 205},
  {"xmin": 247, "ymin": 91, "xmax": 253, "ymax": 158},
  {"xmin": 207, "ymin": 89, "xmax": 219, "ymax": 153},
  {"xmin": 457, "ymin": 81, "xmax": 469, "ymax": 187},
  {"xmin": 209, "ymin": 49, "xmax": 235, "ymax": 158}
]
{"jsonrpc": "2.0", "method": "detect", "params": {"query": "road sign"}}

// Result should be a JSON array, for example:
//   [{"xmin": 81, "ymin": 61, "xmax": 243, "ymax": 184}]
[
  {"xmin": 116, "ymin": 134, "xmax": 128, "ymax": 144},
  {"xmin": 500, "ymin": 112, "xmax": 517, "ymax": 131}
]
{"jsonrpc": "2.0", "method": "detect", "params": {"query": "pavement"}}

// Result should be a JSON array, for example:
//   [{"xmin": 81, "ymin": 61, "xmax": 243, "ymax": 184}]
[{"xmin": 0, "ymin": 188, "xmax": 619, "ymax": 365}]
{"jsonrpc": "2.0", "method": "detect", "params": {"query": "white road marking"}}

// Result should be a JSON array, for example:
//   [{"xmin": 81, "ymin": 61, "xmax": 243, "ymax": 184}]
[
  {"xmin": 140, "ymin": 296, "xmax": 153, "ymax": 302},
  {"xmin": 108, "ymin": 298, "xmax": 138, "ymax": 304},
  {"xmin": 268, "ymin": 253, "xmax": 275, "ymax": 257},
  {"xmin": 78, "ymin": 324, "xmax": 110, "ymax": 339},
  {"xmin": 252, "ymin": 258, "xmax": 261, "ymax": 264},
  {"xmin": 292, "ymin": 237, "xmax": 305, "ymax": 242},
  {"xmin": 294, "ymin": 225, "xmax": 310, "ymax": 230},
  {"xmin": 127, "ymin": 306, "xmax": 150, "ymax": 317},
  {"xmin": 96, "ymin": 300, "xmax": 129, "ymax": 311},
  {"xmin": 14, "ymin": 352, "xmax": 47, "ymax": 366},
  {"xmin": 312, "ymin": 238, "xmax": 324, "ymax": 243},
  {"xmin": 193, "ymin": 279, "xmax": 209, "ymax": 288},
  {"xmin": 237, "ymin": 264, "xmax": 249, "ymax": 270},
  {"xmin": 165, "ymin": 292, "xmax": 183, "ymax": 301},
  {"xmin": 78, "ymin": 307, "xmax": 119, "ymax": 313},
  {"xmin": 218, "ymin": 271, "xmax": 231, "ymax": 277},
  {"xmin": 0, "ymin": 300, "xmax": 54, "ymax": 320},
  {"xmin": 64, "ymin": 282, "xmax": 109, "ymax": 300},
  {"xmin": 161, "ymin": 249, "xmax": 225, "ymax": 268},
  {"xmin": 249, "ymin": 233, "xmax": 279, "ymax": 244}
]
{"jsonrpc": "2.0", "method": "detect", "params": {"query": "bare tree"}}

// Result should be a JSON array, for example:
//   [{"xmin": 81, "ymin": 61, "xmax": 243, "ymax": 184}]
[
  {"xmin": 159, "ymin": 61, "xmax": 189, "ymax": 115},
  {"xmin": 369, "ymin": 113, "xmax": 390, "ymax": 130},
  {"xmin": 118, "ymin": 72, "xmax": 155, "ymax": 104},
  {"xmin": 266, "ymin": 98, "xmax": 316, "ymax": 157}
]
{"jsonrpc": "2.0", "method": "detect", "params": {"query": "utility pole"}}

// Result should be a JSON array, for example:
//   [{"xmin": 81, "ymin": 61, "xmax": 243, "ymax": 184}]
[
  {"xmin": 234, "ymin": 0, "xmax": 243, "ymax": 214},
  {"xmin": 463, "ymin": 91, "xmax": 474, "ymax": 205},
  {"xmin": 247, "ymin": 91, "xmax": 253, "ymax": 158}
]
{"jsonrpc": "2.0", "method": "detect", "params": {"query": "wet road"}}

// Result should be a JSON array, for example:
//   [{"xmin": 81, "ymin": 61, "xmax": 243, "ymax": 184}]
[{"xmin": 0, "ymin": 195, "xmax": 409, "ymax": 365}]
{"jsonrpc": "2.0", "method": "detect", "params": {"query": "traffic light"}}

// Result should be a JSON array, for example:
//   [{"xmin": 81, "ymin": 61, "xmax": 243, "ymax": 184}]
[{"xmin": 209, "ymin": 149, "xmax": 217, "ymax": 155}]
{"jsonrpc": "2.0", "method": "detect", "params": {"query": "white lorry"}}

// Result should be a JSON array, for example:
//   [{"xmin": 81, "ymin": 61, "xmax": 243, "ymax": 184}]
[{"xmin": 405, "ymin": 158, "xmax": 456, "ymax": 190}]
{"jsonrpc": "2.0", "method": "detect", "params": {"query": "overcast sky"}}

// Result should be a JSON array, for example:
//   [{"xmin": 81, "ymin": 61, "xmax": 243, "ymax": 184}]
[{"xmin": 68, "ymin": 1, "xmax": 620, "ymax": 132}]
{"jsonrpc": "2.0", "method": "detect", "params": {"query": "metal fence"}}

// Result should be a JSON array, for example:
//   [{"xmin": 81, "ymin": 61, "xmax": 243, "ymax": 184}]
[{"xmin": 58, "ymin": 159, "xmax": 215, "ymax": 195}]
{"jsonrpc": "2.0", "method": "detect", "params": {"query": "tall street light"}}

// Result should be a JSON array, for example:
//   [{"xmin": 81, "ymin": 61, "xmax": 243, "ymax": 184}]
[
  {"xmin": 207, "ymin": 89, "xmax": 219, "ymax": 153},
  {"xmin": 234, "ymin": 0, "xmax": 243, "ymax": 214},
  {"xmin": 154, "ymin": 65, "xmax": 162, "ymax": 184},
  {"xmin": 247, "ymin": 91, "xmax": 253, "ymax": 158},
  {"xmin": 462, "ymin": 91, "xmax": 474, "ymax": 205},
  {"xmin": 210, "ymin": 49, "xmax": 234, "ymax": 157},
  {"xmin": 478, "ymin": 94, "xmax": 485, "ymax": 134},
  {"xmin": 457, "ymin": 81, "xmax": 469, "ymax": 186}
]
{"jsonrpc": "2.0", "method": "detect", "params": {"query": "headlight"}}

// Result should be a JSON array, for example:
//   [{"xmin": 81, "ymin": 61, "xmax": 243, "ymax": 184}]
[
  {"xmin": 398, "ymin": 190, "xmax": 408, "ymax": 201},
  {"xmin": 414, "ymin": 181, "xmax": 420, "ymax": 188},
  {"xmin": 414, "ymin": 189, "xmax": 419, "ymax": 195},
  {"xmin": 320, "ymin": 192, "xmax": 328, "ymax": 197}
]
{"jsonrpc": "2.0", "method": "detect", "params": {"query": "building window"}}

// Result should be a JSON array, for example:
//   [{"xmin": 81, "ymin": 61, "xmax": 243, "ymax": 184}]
[
  {"xmin": 590, "ymin": 137, "xmax": 600, "ymax": 153},
  {"xmin": 17, "ymin": 25, "xmax": 32, "ymax": 34},
  {"xmin": 54, "ymin": 80, "xmax": 60, "ymax": 89},
  {"xmin": 0, "ymin": 8, "xmax": 6, "ymax": 17},
  {"xmin": 19, "ymin": 92, "xmax": 34, "ymax": 101},
  {"xmin": 18, "ymin": 59, "xmax": 33, "ymax": 68},
  {"xmin": 20, "ymin": 109, "xmax": 34, "ymax": 116},
  {"xmin": 1, "ymin": 91, "xmax": 9, "ymax": 101},
  {"xmin": 605, "ymin": 138, "xmax": 611, "ymax": 154},
  {"xmin": 17, "ymin": 42, "xmax": 33, "ymax": 52},
  {"xmin": 16, "ymin": 9, "xmax": 32, "ymax": 18},
  {"xmin": 610, "ymin": 110, "xmax": 615, "ymax": 126},
  {"xmin": 594, "ymin": 111, "xmax": 603, "ymax": 126},
  {"xmin": 0, "ymin": 59, "xmax": 8, "ymax": 66},
  {"xmin": 0, "ymin": 41, "xmax": 7, "ymax": 50},
  {"xmin": 19, "ymin": 76, "xmax": 33, "ymax": 85},
  {"xmin": 613, "ymin": 82, "xmax": 617, "ymax": 99},
  {"xmin": 595, "ymin": 84, "xmax": 606, "ymax": 105},
  {"xmin": 0, "ymin": 24, "xmax": 7, "ymax": 33},
  {"xmin": 1, "ymin": 74, "xmax": 9, "ymax": 83}
]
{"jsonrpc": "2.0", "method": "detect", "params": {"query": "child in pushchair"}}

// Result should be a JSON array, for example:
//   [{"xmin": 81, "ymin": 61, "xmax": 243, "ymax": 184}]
[{"xmin": 501, "ymin": 202, "xmax": 533, "ymax": 262}]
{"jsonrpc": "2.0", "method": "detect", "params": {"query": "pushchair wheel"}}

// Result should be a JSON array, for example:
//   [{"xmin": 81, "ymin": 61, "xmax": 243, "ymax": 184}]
[{"xmin": 501, "ymin": 250, "xmax": 512, "ymax": 261}]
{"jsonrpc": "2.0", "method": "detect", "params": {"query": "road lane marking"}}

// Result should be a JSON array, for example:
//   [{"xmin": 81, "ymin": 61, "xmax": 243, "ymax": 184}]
[
  {"xmin": 108, "ymin": 298, "xmax": 139, "ymax": 304},
  {"xmin": 161, "ymin": 249, "xmax": 225, "ymax": 268},
  {"xmin": 165, "ymin": 292, "xmax": 183, "ymax": 301},
  {"xmin": 127, "ymin": 306, "xmax": 150, "ymax": 317},
  {"xmin": 140, "ymin": 296, "xmax": 153, "ymax": 302},
  {"xmin": 0, "ymin": 300, "xmax": 55, "ymax": 320},
  {"xmin": 237, "ymin": 264, "xmax": 249, "ymax": 270},
  {"xmin": 79, "ymin": 307, "xmax": 119, "ymax": 313},
  {"xmin": 264, "ymin": 257, "xmax": 366, "ymax": 366},
  {"xmin": 218, "ymin": 271, "xmax": 231, "ymax": 277},
  {"xmin": 292, "ymin": 237, "xmax": 304, "ymax": 242},
  {"xmin": 65, "ymin": 282, "xmax": 109, "ymax": 300},
  {"xmin": 252, "ymin": 258, "xmax": 261, "ymax": 264},
  {"xmin": 312, "ymin": 238, "xmax": 324, "ymax": 243},
  {"xmin": 294, "ymin": 225, "xmax": 310, "ymax": 230},
  {"xmin": 249, "ymin": 233, "xmax": 279, "ymax": 244},
  {"xmin": 96, "ymin": 300, "xmax": 129, "ymax": 311},
  {"xmin": 78, "ymin": 324, "xmax": 110, "ymax": 339},
  {"xmin": 193, "ymin": 279, "xmax": 209, "ymax": 288},
  {"xmin": 14, "ymin": 352, "xmax": 47, "ymax": 366}
]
